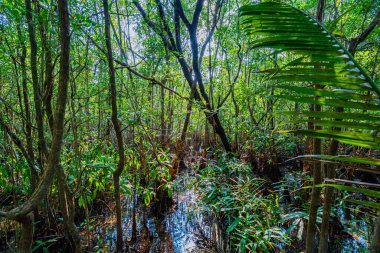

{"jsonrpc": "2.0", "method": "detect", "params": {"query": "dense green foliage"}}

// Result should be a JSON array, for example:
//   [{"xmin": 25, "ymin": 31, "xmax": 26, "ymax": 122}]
[{"xmin": 0, "ymin": 0, "xmax": 379, "ymax": 252}]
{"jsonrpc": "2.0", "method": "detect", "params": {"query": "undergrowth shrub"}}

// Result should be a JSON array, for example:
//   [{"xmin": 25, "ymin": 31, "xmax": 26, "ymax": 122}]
[{"xmin": 196, "ymin": 157, "xmax": 290, "ymax": 252}]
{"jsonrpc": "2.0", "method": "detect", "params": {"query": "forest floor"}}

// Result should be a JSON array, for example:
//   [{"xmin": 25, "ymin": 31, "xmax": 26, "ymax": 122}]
[{"xmin": 0, "ymin": 163, "xmax": 371, "ymax": 253}]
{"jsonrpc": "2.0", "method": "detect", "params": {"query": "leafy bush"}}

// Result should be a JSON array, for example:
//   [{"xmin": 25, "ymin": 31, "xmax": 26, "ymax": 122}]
[
  {"xmin": 62, "ymin": 141, "xmax": 116, "ymax": 209},
  {"xmin": 196, "ymin": 157, "xmax": 290, "ymax": 252}
]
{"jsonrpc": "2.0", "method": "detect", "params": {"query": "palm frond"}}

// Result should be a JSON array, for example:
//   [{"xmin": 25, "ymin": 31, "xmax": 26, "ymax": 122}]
[{"xmin": 239, "ymin": 2, "xmax": 380, "ymax": 151}]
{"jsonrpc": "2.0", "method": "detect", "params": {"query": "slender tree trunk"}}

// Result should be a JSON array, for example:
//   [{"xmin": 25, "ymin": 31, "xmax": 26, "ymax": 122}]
[
  {"xmin": 231, "ymin": 88, "xmax": 239, "ymax": 150},
  {"xmin": 103, "ymin": 0, "xmax": 126, "ymax": 251},
  {"xmin": 56, "ymin": 0, "xmax": 81, "ymax": 251},
  {"xmin": 160, "ymin": 83, "xmax": 166, "ymax": 146},
  {"xmin": 318, "ymin": 156, "xmax": 335, "ymax": 253},
  {"xmin": 371, "ymin": 210, "xmax": 380, "ymax": 253},
  {"xmin": 55, "ymin": 78, "xmax": 82, "ymax": 252},
  {"xmin": 306, "ymin": 2, "xmax": 325, "ymax": 252},
  {"xmin": 305, "ymin": 122, "xmax": 322, "ymax": 253},
  {"xmin": 25, "ymin": 0, "xmax": 49, "ymax": 161},
  {"xmin": 205, "ymin": 116, "xmax": 210, "ymax": 148},
  {"xmin": 318, "ymin": 107, "xmax": 342, "ymax": 253},
  {"xmin": 160, "ymin": 52, "xmax": 169, "ymax": 147},
  {"xmin": 44, "ymin": 42, "xmax": 55, "ymax": 133},
  {"xmin": 131, "ymin": 174, "xmax": 137, "ymax": 242},
  {"xmin": 39, "ymin": 7, "xmax": 55, "ymax": 134},
  {"xmin": 168, "ymin": 88, "xmax": 174, "ymax": 134},
  {"xmin": 17, "ymin": 25, "xmax": 38, "ymax": 192}
]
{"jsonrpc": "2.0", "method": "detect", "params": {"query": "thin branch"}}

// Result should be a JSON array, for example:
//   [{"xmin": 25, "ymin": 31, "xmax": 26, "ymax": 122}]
[
  {"xmin": 199, "ymin": 0, "xmax": 223, "ymax": 66},
  {"xmin": 154, "ymin": 0, "xmax": 177, "ymax": 50},
  {"xmin": 174, "ymin": 0, "xmax": 191, "ymax": 29},
  {"xmin": 0, "ymin": 117, "xmax": 36, "ymax": 171},
  {"xmin": 324, "ymin": 178, "xmax": 380, "ymax": 188},
  {"xmin": 132, "ymin": 0, "xmax": 174, "ymax": 51},
  {"xmin": 192, "ymin": 0, "xmax": 205, "ymax": 29},
  {"xmin": 83, "ymin": 29, "xmax": 188, "ymax": 100},
  {"xmin": 116, "ymin": 63, "xmax": 188, "ymax": 100},
  {"xmin": 348, "ymin": 8, "xmax": 380, "ymax": 54}
]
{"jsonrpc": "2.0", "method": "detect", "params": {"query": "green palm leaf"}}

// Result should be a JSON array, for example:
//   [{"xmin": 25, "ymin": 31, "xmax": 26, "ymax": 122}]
[
  {"xmin": 305, "ymin": 184, "xmax": 380, "ymax": 209},
  {"xmin": 286, "ymin": 155, "xmax": 380, "ymax": 167},
  {"xmin": 239, "ymin": 2, "xmax": 380, "ymax": 150}
]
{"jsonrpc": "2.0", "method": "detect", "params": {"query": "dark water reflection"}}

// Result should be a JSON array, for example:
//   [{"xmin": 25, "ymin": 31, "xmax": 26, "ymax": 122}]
[{"xmin": 95, "ymin": 172, "xmax": 215, "ymax": 253}]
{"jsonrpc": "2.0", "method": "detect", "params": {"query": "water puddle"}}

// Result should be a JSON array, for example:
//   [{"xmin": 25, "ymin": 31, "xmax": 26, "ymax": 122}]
[
  {"xmin": 275, "ymin": 169, "xmax": 371, "ymax": 253},
  {"xmin": 93, "ymin": 172, "xmax": 216, "ymax": 252},
  {"xmin": 335, "ymin": 206, "xmax": 370, "ymax": 253}
]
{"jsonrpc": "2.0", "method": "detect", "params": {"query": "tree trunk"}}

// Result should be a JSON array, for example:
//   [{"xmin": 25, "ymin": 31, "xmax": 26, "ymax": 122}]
[
  {"xmin": 57, "ymin": 167, "xmax": 82, "ymax": 253},
  {"xmin": 44, "ymin": 42, "xmax": 55, "ymax": 134},
  {"xmin": 56, "ymin": 0, "xmax": 81, "ymax": 251},
  {"xmin": 15, "ymin": 213, "xmax": 34, "ymax": 253},
  {"xmin": 318, "ymin": 107, "xmax": 342, "ymax": 253},
  {"xmin": 25, "ymin": 0, "xmax": 49, "ymax": 161},
  {"xmin": 17, "ymin": 25, "xmax": 38, "ymax": 193},
  {"xmin": 160, "ymin": 82, "xmax": 166, "ymax": 146},
  {"xmin": 305, "ymin": 131, "xmax": 322, "ymax": 253},
  {"xmin": 318, "ymin": 156, "xmax": 336, "ymax": 253},
  {"xmin": 371, "ymin": 210, "xmax": 380, "ymax": 253},
  {"xmin": 306, "ymin": 2, "xmax": 325, "ymax": 252},
  {"xmin": 103, "ymin": 0, "xmax": 126, "ymax": 251}
]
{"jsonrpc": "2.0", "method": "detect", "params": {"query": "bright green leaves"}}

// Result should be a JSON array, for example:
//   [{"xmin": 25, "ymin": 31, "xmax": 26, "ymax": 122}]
[{"xmin": 227, "ymin": 217, "xmax": 242, "ymax": 233}]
